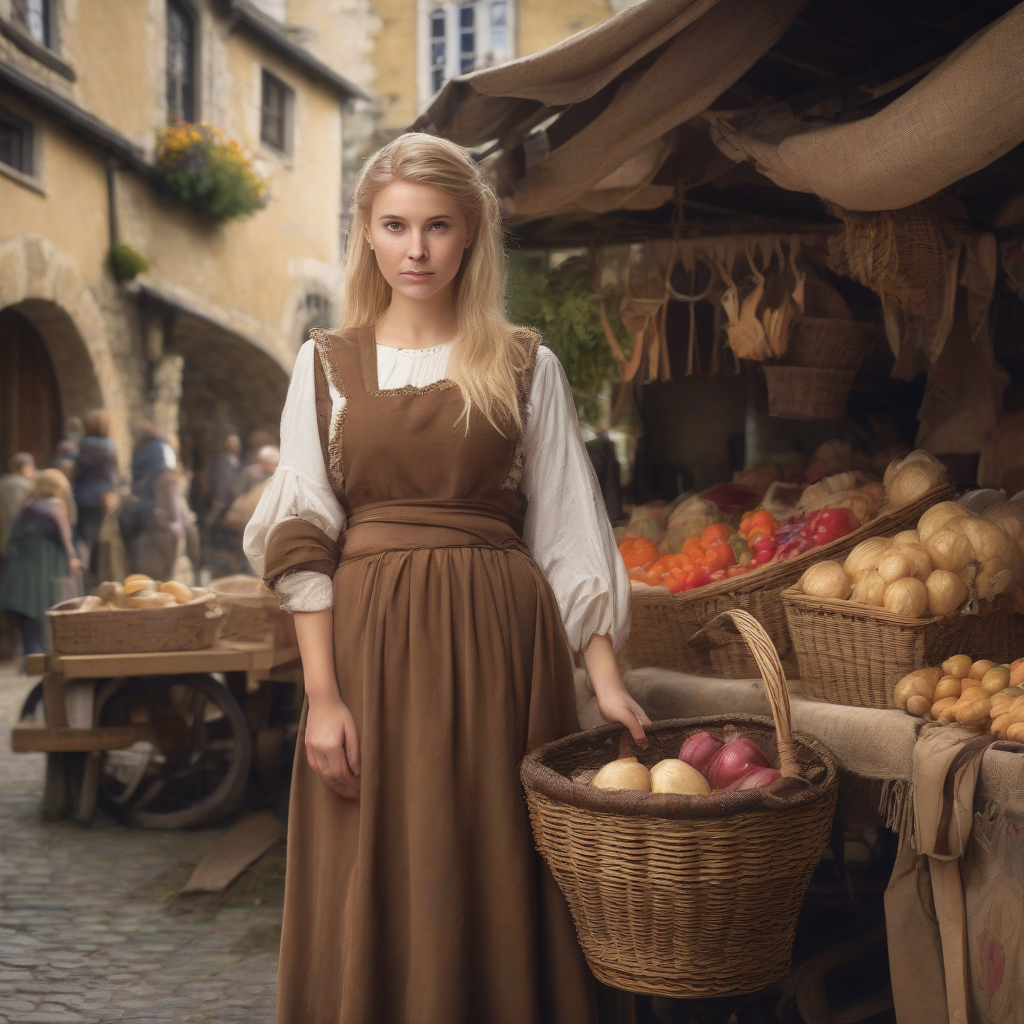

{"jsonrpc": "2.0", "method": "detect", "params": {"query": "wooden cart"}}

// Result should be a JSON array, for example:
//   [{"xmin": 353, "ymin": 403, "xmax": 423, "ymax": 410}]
[{"xmin": 11, "ymin": 642, "xmax": 302, "ymax": 829}]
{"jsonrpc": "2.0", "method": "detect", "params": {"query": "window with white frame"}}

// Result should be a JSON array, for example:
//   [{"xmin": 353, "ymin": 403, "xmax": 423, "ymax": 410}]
[
  {"xmin": 11, "ymin": 0, "xmax": 55, "ymax": 49},
  {"xmin": 422, "ymin": 1, "xmax": 513, "ymax": 104}
]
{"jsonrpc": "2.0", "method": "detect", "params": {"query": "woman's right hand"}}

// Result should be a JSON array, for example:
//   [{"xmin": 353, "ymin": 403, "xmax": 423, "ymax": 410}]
[{"xmin": 304, "ymin": 694, "xmax": 361, "ymax": 799}]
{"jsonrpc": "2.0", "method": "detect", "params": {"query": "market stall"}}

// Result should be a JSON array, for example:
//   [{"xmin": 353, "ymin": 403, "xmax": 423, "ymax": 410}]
[{"xmin": 418, "ymin": 0, "xmax": 1024, "ymax": 1018}]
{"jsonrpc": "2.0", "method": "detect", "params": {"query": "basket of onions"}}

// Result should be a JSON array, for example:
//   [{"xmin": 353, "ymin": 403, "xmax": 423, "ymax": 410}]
[
  {"xmin": 520, "ymin": 611, "xmax": 838, "ymax": 998},
  {"xmin": 782, "ymin": 496, "xmax": 1024, "ymax": 709}
]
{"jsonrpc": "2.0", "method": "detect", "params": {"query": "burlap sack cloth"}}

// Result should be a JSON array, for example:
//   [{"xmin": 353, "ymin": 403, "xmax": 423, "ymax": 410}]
[{"xmin": 885, "ymin": 726, "xmax": 1024, "ymax": 1024}]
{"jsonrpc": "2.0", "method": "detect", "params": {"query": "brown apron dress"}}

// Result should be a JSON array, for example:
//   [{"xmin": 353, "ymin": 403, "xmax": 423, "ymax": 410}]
[{"xmin": 269, "ymin": 328, "xmax": 631, "ymax": 1024}]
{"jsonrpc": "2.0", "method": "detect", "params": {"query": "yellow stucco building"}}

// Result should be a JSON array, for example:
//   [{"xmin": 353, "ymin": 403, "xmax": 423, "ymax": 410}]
[{"xmin": 0, "ymin": 0, "xmax": 363, "ymax": 479}]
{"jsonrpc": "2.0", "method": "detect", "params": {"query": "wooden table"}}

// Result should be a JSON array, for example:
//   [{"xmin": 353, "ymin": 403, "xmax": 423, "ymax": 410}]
[{"xmin": 11, "ymin": 641, "xmax": 302, "ymax": 825}]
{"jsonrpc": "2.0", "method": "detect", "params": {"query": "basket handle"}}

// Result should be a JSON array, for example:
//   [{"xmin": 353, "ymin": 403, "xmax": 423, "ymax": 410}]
[{"xmin": 690, "ymin": 610, "xmax": 799, "ymax": 778}]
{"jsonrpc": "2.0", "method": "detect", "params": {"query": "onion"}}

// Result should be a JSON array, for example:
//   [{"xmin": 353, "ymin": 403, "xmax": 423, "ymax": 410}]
[
  {"xmin": 593, "ymin": 758, "xmax": 651, "ymax": 792},
  {"xmin": 877, "ymin": 551, "xmax": 915, "ymax": 585},
  {"xmin": 925, "ymin": 570, "xmax": 968, "ymax": 616},
  {"xmin": 959, "ymin": 488, "xmax": 1007, "ymax": 517},
  {"xmin": 737, "ymin": 767, "xmax": 783, "ymax": 790},
  {"xmin": 706, "ymin": 737, "xmax": 771, "ymax": 790},
  {"xmin": 650, "ymin": 759, "xmax": 711, "ymax": 796},
  {"xmin": 843, "ymin": 537, "xmax": 891, "ymax": 582},
  {"xmin": 898, "ymin": 542, "xmax": 933, "ymax": 583},
  {"xmin": 799, "ymin": 561, "xmax": 852, "ymax": 600},
  {"xmin": 851, "ymin": 570, "xmax": 886, "ymax": 607},
  {"xmin": 678, "ymin": 731, "xmax": 724, "ymax": 773},
  {"xmin": 891, "ymin": 530, "xmax": 921, "ymax": 548},
  {"xmin": 887, "ymin": 460, "xmax": 945, "ymax": 507},
  {"xmin": 925, "ymin": 523, "xmax": 974, "ymax": 573},
  {"xmin": 883, "ymin": 577, "xmax": 929, "ymax": 618},
  {"xmin": 918, "ymin": 502, "xmax": 969, "ymax": 545}
]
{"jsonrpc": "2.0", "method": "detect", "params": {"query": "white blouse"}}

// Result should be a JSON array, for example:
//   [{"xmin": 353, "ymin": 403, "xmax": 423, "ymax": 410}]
[{"xmin": 243, "ymin": 338, "xmax": 631, "ymax": 653}]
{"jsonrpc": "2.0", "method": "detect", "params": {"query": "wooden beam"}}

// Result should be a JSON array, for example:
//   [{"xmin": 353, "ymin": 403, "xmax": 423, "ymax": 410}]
[{"xmin": 11, "ymin": 722, "xmax": 155, "ymax": 753}]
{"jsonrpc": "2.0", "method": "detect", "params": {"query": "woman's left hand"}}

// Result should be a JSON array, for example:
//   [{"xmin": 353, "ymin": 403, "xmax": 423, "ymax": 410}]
[{"xmin": 583, "ymin": 633, "xmax": 651, "ymax": 747}]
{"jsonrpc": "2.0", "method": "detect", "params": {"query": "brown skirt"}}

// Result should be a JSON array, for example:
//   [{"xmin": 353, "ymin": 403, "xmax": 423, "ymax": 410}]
[{"xmin": 275, "ymin": 543, "xmax": 632, "ymax": 1024}]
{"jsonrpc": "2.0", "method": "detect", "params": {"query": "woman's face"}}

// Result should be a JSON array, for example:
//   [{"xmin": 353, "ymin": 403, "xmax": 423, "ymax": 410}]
[{"xmin": 365, "ymin": 181, "xmax": 472, "ymax": 303}]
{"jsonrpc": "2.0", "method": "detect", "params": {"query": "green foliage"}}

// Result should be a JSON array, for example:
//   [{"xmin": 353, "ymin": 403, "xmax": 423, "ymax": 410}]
[
  {"xmin": 509, "ymin": 253, "xmax": 630, "ymax": 423},
  {"xmin": 156, "ymin": 121, "xmax": 269, "ymax": 222},
  {"xmin": 110, "ymin": 241, "xmax": 150, "ymax": 282}
]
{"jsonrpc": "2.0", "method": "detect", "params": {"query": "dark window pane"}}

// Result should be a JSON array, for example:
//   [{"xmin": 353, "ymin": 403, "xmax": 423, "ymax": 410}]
[
  {"xmin": 459, "ymin": 6, "xmax": 474, "ymax": 28},
  {"xmin": 0, "ymin": 114, "xmax": 31, "ymax": 175},
  {"xmin": 432, "ymin": 68, "xmax": 445, "ymax": 93},
  {"xmin": 431, "ymin": 13, "xmax": 445, "ymax": 37},
  {"xmin": 460, "ymin": 56, "xmax": 474, "ymax": 74},
  {"xmin": 261, "ymin": 70, "xmax": 293, "ymax": 153},
  {"xmin": 432, "ymin": 41, "xmax": 445, "ymax": 64},
  {"xmin": 166, "ymin": 1, "xmax": 195, "ymax": 122},
  {"xmin": 461, "ymin": 30, "xmax": 474, "ymax": 52}
]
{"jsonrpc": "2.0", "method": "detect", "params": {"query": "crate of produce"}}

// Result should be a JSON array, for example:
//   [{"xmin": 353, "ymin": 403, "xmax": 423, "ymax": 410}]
[
  {"xmin": 521, "ymin": 611, "xmax": 839, "ymax": 998},
  {"xmin": 782, "ymin": 590, "xmax": 1024, "ymax": 710},
  {"xmin": 48, "ymin": 590, "xmax": 222, "ymax": 655},
  {"xmin": 209, "ymin": 574, "xmax": 295, "ymax": 645},
  {"xmin": 629, "ymin": 482, "xmax": 955, "ymax": 677}
]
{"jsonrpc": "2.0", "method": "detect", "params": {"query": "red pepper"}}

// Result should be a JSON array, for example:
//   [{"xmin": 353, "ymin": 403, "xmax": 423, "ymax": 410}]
[{"xmin": 683, "ymin": 566, "xmax": 712, "ymax": 590}]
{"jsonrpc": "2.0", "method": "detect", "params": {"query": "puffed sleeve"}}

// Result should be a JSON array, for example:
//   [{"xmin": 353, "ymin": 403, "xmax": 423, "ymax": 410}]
[
  {"xmin": 520, "ymin": 346, "xmax": 631, "ymax": 653},
  {"xmin": 243, "ymin": 339, "xmax": 346, "ymax": 612}
]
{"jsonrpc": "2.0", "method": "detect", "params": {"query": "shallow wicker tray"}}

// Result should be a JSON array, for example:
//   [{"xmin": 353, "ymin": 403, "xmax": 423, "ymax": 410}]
[
  {"xmin": 628, "ymin": 482, "xmax": 956, "ymax": 678},
  {"xmin": 521, "ymin": 611, "xmax": 839, "ymax": 998},
  {"xmin": 782, "ymin": 589, "xmax": 1024, "ymax": 710},
  {"xmin": 47, "ymin": 594, "xmax": 223, "ymax": 655},
  {"xmin": 209, "ymin": 575, "xmax": 295, "ymax": 645}
]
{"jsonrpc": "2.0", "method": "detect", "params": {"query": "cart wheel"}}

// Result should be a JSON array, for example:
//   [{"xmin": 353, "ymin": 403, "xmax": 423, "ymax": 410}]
[{"xmin": 95, "ymin": 674, "xmax": 253, "ymax": 829}]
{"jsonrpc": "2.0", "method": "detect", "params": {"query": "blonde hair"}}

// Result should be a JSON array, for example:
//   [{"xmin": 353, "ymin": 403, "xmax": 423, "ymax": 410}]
[
  {"xmin": 32, "ymin": 468, "xmax": 70, "ymax": 500},
  {"xmin": 343, "ymin": 133, "xmax": 534, "ymax": 433}
]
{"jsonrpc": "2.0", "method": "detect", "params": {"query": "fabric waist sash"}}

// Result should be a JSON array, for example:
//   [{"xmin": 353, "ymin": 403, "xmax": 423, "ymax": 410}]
[{"xmin": 342, "ymin": 499, "xmax": 528, "ymax": 560}]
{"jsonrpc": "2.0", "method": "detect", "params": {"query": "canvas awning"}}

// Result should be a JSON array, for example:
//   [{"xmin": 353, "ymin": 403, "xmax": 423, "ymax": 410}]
[{"xmin": 411, "ymin": 0, "xmax": 1024, "ymax": 227}]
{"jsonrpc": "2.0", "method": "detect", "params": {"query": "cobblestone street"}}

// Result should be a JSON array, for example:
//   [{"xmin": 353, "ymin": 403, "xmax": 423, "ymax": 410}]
[{"xmin": 0, "ymin": 662, "xmax": 283, "ymax": 1024}]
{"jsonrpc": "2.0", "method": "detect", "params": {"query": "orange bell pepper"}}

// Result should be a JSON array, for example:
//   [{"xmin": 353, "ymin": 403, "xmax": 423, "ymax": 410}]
[
  {"xmin": 749, "ymin": 510, "xmax": 777, "ymax": 535},
  {"xmin": 619, "ymin": 536, "xmax": 659, "ymax": 571},
  {"xmin": 700, "ymin": 523, "xmax": 732, "ymax": 548}
]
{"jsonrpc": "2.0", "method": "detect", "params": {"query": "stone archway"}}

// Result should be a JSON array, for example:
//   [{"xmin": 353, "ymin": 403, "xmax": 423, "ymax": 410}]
[{"xmin": 0, "ymin": 233, "xmax": 131, "ymax": 468}]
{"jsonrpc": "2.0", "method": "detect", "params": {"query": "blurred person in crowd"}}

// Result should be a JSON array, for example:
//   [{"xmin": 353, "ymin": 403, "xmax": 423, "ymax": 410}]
[
  {"xmin": 221, "ymin": 445, "xmax": 279, "ymax": 574},
  {"xmin": 243, "ymin": 428, "xmax": 276, "ymax": 469},
  {"xmin": 0, "ymin": 453, "xmax": 35, "ymax": 556},
  {"xmin": 58, "ymin": 416, "xmax": 84, "ymax": 460},
  {"xmin": 206, "ymin": 432, "xmax": 241, "ymax": 526},
  {"xmin": 74, "ymin": 409, "xmax": 118, "ymax": 579},
  {"xmin": 0, "ymin": 469, "xmax": 81, "ymax": 656},
  {"xmin": 120, "ymin": 424, "xmax": 182, "ymax": 581}
]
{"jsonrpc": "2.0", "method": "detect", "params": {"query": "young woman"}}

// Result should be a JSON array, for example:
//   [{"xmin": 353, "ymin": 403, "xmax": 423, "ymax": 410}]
[{"xmin": 244, "ymin": 133, "xmax": 649, "ymax": 1024}]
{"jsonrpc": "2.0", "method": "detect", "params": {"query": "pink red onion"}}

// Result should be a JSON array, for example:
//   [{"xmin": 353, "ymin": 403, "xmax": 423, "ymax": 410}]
[
  {"xmin": 678, "ymin": 731, "xmax": 724, "ymax": 774},
  {"xmin": 737, "ymin": 767, "xmax": 782, "ymax": 790},
  {"xmin": 706, "ymin": 737, "xmax": 771, "ymax": 790}
]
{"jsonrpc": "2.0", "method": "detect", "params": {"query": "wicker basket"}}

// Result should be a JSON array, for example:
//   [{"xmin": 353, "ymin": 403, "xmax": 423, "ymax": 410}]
[
  {"xmin": 629, "ymin": 482, "xmax": 956, "ymax": 677},
  {"xmin": 782, "ymin": 589, "xmax": 1024, "ymax": 710},
  {"xmin": 762, "ymin": 365, "xmax": 856, "ymax": 420},
  {"xmin": 48, "ymin": 594, "xmax": 223, "ymax": 655},
  {"xmin": 521, "ymin": 611, "xmax": 839, "ymax": 998},
  {"xmin": 783, "ymin": 317, "xmax": 882, "ymax": 371},
  {"xmin": 209, "ymin": 575, "xmax": 296, "ymax": 645}
]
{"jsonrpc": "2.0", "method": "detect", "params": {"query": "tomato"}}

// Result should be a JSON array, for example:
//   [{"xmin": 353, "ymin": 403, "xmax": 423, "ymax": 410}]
[
  {"xmin": 619, "ymin": 536, "xmax": 659, "ymax": 571},
  {"xmin": 683, "ymin": 566, "xmax": 712, "ymax": 590},
  {"xmin": 700, "ymin": 523, "xmax": 732, "ymax": 548},
  {"xmin": 739, "ymin": 511, "xmax": 756, "ymax": 536},
  {"xmin": 726, "ymin": 564, "xmax": 749, "ymax": 578},
  {"xmin": 644, "ymin": 554, "xmax": 691, "ymax": 587}
]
